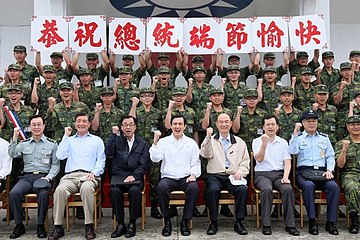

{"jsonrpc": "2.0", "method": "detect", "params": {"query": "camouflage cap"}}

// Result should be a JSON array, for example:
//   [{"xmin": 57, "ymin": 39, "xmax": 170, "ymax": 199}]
[
  {"xmin": 192, "ymin": 65, "xmax": 206, "ymax": 74},
  {"xmin": 300, "ymin": 67, "xmax": 313, "ymax": 75},
  {"xmin": 228, "ymin": 55, "xmax": 240, "ymax": 61},
  {"xmin": 263, "ymin": 66, "xmax": 277, "ymax": 74},
  {"xmin": 158, "ymin": 66, "xmax": 171, "ymax": 74},
  {"xmin": 209, "ymin": 88, "xmax": 224, "ymax": 95},
  {"xmin": 354, "ymin": 89, "xmax": 360, "ymax": 97},
  {"xmin": 86, "ymin": 53, "xmax": 99, "ymax": 60},
  {"xmin": 322, "ymin": 51, "xmax": 334, "ymax": 59},
  {"xmin": 172, "ymin": 87, "xmax": 187, "ymax": 95},
  {"xmin": 13, "ymin": 45, "xmax": 26, "ymax": 52},
  {"xmin": 227, "ymin": 64, "xmax": 240, "ymax": 72},
  {"xmin": 301, "ymin": 109, "xmax": 318, "ymax": 121},
  {"xmin": 122, "ymin": 54, "xmax": 134, "ymax": 60},
  {"xmin": 340, "ymin": 62, "xmax": 352, "ymax": 70},
  {"xmin": 349, "ymin": 50, "xmax": 360, "ymax": 58},
  {"xmin": 59, "ymin": 82, "xmax": 74, "ymax": 90},
  {"xmin": 43, "ymin": 65, "xmax": 55, "ymax": 73},
  {"xmin": 7, "ymin": 84, "xmax": 22, "ymax": 92},
  {"xmin": 140, "ymin": 87, "xmax": 155, "ymax": 94},
  {"xmin": 50, "ymin": 52, "xmax": 63, "ymax": 58},
  {"xmin": 280, "ymin": 86, "xmax": 294, "ymax": 95},
  {"xmin": 118, "ymin": 67, "xmax": 133, "ymax": 74},
  {"xmin": 263, "ymin": 52, "xmax": 276, "ymax": 59},
  {"xmin": 346, "ymin": 115, "xmax": 360, "ymax": 124},
  {"xmin": 296, "ymin": 51, "xmax": 309, "ymax": 58},
  {"xmin": 244, "ymin": 89, "xmax": 258, "ymax": 98},
  {"xmin": 7, "ymin": 63, "xmax": 21, "ymax": 71},
  {"xmin": 315, "ymin": 84, "xmax": 329, "ymax": 94},
  {"xmin": 100, "ymin": 87, "xmax": 114, "ymax": 95},
  {"xmin": 192, "ymin": 55, "xmax": 204, "ymax": 63},
  {"xmin": 158, "ymin": 52, "xmax": 169, "ymax": 59},
  {"xmin": 78, "ymin": 68, "xmax": 93, "ymax": 76}
]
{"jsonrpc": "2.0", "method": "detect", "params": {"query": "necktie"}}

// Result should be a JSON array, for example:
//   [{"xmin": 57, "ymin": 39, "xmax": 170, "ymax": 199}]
[{"xmin": 222, "ymin": 138, "xmax": 230, "ymax": 168}]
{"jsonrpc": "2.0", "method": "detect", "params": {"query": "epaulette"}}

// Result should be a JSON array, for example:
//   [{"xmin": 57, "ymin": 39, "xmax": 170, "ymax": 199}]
[
  {"xmin": 20, "ymin": 138, "xmax": 31, "ymax": 143},
  {"xmin": 46, "ymin": 137, "xmax": 57, "ymax": 143},
  {"xmin": 318, "ymin": 132, "xmax": 328, "ymax": 137}
]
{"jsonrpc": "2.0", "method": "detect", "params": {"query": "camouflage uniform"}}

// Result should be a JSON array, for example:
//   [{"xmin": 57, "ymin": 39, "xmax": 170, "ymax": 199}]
[
  {"xmin": 223, "ymin": 82, "xmax": 249, "ymax": 111},
  {"xmin": 112, "ymin": 67, "xmax": 145, "ymax": 87},
  {"xmin": 294, "ymin": 78, "xmax": 316, "ymax": 112},
  {"xmin": 199, "ymin": 107, "xmax": 233, "ymax": 134},
  {"xmin": 0, "ymin": 82, "xmax": 32, "ymax": 107},
  {"xmin": 289, "ymin": 51, "xmax": 320, "ymax": 83},
  {"xmin": 164, "ymin": 105, "xmax": 197, "ymax": 138},
  {"xmin": 148, "ymin": 65, "xmax": 180, "ymax": 82},
  {"xmin": 153, "ymin": 85, "xmax": 173, "ymax": 112},
  {"xmin": 219, "ymin": 65, "xmax": 253, "ymax": 83},
  {"xmin": 19, "ymin": 62, "xmax": 39, "ymax": 84},
  {"xmin": 277, "ymin": 106, "xmax": 302, "ymax": 142},
  {"xmin": 54, "ymin": 67, "xmax": 73, "ymax": 86},
  {"xmin": 183, "ymin": 56, "xmax": 215, "ymax": 83},
  {"xmin": 77, "ymin": 66, "xmax": 107, "ymax": 87},
  {"xmin": 36, "ymin": 83, "xmax": 60, "ymax": 117},
  {"xmin": 77, "ymin": 86, "xmax": 101, "ymax": 111},
  {"xmin": 258, "ymin": 66, "xmax": 282, "ymax": 112},
  {"xmin": 114, "ymin": 85, "xmax": 139, "ymax": 114}
]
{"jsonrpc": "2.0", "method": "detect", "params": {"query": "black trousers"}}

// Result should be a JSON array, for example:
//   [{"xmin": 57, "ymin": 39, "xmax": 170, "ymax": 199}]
[{"xmin": 157, "ymin": 177, "xmax": 199, "ymax": 220}]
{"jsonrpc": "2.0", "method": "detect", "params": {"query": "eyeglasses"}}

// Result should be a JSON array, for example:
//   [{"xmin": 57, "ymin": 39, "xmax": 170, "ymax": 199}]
[
  {"xmin": 140, "ymin": 94, "xmax": 154, "ymax": 98},
  {"xmin": 122, "ymin": 123, "xmax": 136, "ymax": 127},
  {"xmin": 30, "ymin": 123, "xmax": 43, "ymax": 127},
  {"xmin": 8, "ymin": 92, "xmax": 22, "ymax": 96}
]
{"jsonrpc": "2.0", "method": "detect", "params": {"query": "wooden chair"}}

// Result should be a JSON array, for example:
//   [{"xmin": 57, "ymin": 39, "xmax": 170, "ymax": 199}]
[
  {"xmin": 335, "ymin": 166, "xmax": 350, "ymax": 228},
  {"xmin": 164, "ymin": 191, "xmax": 192, "ymax": 229},
  {"xmin": 0, "ymin": 178, "xmax": 10, "ymax": 225},
  {"xmin": 250, "ymin": 152, "xmax": 282, "ymax": 228},
  {"xmin": 22, "ymin": 193, "xmax": 51, "ymax": 231},
  {"xmin": 65, "ymin": 186, "xmax": 102, "ymax": 232}
]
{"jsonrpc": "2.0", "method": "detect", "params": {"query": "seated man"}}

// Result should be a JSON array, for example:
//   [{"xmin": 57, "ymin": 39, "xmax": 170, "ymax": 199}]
[
  {"xmin": 252, "ymin": 114, "xmax": 299, "ymax": 236},
  {"xmin": 0, "ymin": 136, "xmax": 11, "ymax": 194},
  {"xmin": 150, "ymin": 115, "xmax": 200, "ymax": 237},
  {"xmin": 289, "ymin": 109, "xmax": 340, "ymax": 235},
  {"xmin": 335, "ymin": 115, "xmax": 360, "ymax": 234},
  {"xmin": 200, "ymin": 113, "xmax": 250, "ymax": 235},
  {"xmin": 48, "ymin": 112, "xmax": 106, "ymax": 240},
  {"xmin": 105, "ymin": 116, "xmax": 149, "ymax": 238},
  {"xmin": 8, "ymin": 115, "xmax": 59, "ymax": 239}
]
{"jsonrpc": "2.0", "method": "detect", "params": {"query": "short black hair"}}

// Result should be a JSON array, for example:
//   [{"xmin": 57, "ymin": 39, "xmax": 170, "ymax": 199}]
[
  {"xmin": 121, "ymin": 115, "xmax": 137, "ymax": 125},
  {"xmin": 170, "ymin": 115, "xmax": 187, "ymax": 125},
  {"xmin": 262, "ymin": 114, "xmax": 279, "ymax": 126},
  {"xmin": 74, "ymin": 112, "xmax": 90, "ymax": 122},
  {"xmin": 29, "ymin": 114, "xmax": 44, "ymax": 125}
]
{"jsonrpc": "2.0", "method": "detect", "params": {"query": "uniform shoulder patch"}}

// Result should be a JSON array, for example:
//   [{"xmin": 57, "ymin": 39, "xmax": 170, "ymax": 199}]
[
  {"xmin": 46, "ymin": 137, "xmax": 57, "ymax": 143},
  {"xmin": 20, "ymin": 138, "xmax": 31, "ymax": 143},
  {"xmin": 318, "ymin": 132, "xmax": 328, "ymax": 137}
]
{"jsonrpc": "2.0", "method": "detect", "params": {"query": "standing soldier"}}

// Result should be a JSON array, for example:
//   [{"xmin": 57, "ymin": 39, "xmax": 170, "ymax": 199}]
[
  {"xmin": 293, "ymin": 67, "xmax": 316, "ymax": 112},
  {"xmin": 289, "ymin": 50, "xmax": 320, "ymax": 84},
  {"xmin": 316, "ymin": 51, "xmax": 340, "ymax": 91},
  {"xmin": 256, "ymin": 52, "xmax": 289, "ymax": 83},
  {"xmin": 152, "ymin": 67, "xmax": 174, "ymax": 112},
  {"xmin": 348, "ymin": 90, "xmax": 360, "ymax": 117},
  {"xmin": 257, "ymin": 66, "xmax": 282, "ymax": 112},
  {"xmin": 73, "ymin": 68, "xmax": 101, "ymax": 110},
  {"xmin": 145, "ymin": 51, "xmax": 183, "ymax": 81},
  {"xmin": 182, "ymin": 55, "xmax": 216, "ymax": 84},
  {"xmin": 110, "ymin": 54, "xmax": 146, "ymax": 87},
  {"xmin": 348, "ymin": 50, "xmax": 360, "ymax": 83}
]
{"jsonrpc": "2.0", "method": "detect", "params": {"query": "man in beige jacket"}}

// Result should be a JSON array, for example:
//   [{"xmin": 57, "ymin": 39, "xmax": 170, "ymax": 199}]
[{"xmin": 200, "ymin": 113, "xmax": 250, "ymax": 235}]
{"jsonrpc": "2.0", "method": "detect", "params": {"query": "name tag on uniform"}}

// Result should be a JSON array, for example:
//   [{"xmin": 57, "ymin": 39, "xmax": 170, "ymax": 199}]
[
  {"xmin": 41, "ymin": 158, "xmax": 50, "ymax": 164},
  {"xmin": 151, "ymin": 126, "xmax": 158, "ymax": 132},
  {"xmin": 257, "ymin": 128, "xmax": 263, "ymax": 135},
  {"xmin": 94, "ymin": 79, "xmax": 102, "ymax": 87},
  {"xmin": 330, "ymin": 125, "xmax": 336, "ymax": 132},
  {"xmin": 188, "ymin": 126, "xmax": 193, "ymax": 133}
]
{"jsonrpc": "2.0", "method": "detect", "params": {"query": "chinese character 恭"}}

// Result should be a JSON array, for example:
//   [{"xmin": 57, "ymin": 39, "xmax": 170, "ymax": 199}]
[
  {"xmin": 37, "ymin": 19, "xmax": 64, "ymax": 48},
  {"xmin": 114, "ymin": 22, "xmax": 140, "ymax": 50},
  {"xmin": 257, "ymin": 21, "xmax": 284, "ymax": 48}
]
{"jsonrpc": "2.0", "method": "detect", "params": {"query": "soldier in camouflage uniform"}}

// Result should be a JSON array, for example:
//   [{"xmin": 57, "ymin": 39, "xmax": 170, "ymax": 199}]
[
  {"xmin": 113, "ymin": 67, "xmax": 140, "ymax": 114},
  {"xmin": 152, "ymin": 67, "xmax": 174, "ymax": 112},
  {"xmin": 348, "ymin": 90, "xmax": 360, "ymax": 117},
  {"xmin": 257, "ymin": 66, "xmax": 282, "ymax": 112},
  {"xmin": 72, "ymin": 52, "xmax": 110, "ymax": 87},
  {"xmin": 256, "ymin": 52, "xmax": 289, "ymax": 83},
  {"xmin": 145, "ymin": 52, "xmax": 182, "ymax": 81},
  {"xmin": 110, "ymin": 54, "xmax": 146, "ymax": 87},
  {"xmin": 182, "ymin": 55, "xmax": 216, "ymax": 84},
  {"xmin": 217, "ymin": 54, "xmax": 258, "ymax": 83},
  {"xmin": 348, "ymin": 50, "xmax": 360, "ymax": 83},
  {"xmin": 289, "ymin": 50, "xmax": 320, "ymax": 84},
  {"xmin": 335, "ymin": 115, "xmax": 360, "ymax": 234},
  {"xmin": 316, "ymin": 51, "xmax": 340, "ymax": 92},
  {"xmin": 294, "ymin": 67, "xmax": 316, "ymax": 111},
  {"xmin": 74, "ymin": 68, "xmax": 101, "ymax": 110},
  {"xmin": 129, "ymin": 87, "xmax": 163, "ymax": 219}
]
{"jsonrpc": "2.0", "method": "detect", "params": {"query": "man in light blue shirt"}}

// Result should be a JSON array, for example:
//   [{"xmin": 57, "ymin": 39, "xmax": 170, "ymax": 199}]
[
  {"xmin": 289, "ymin": 109, "xmax": 339, "ymax": 236},
  {"xmin": 48, "ymin": 112, "xmax": 105, "ymax": 240}
]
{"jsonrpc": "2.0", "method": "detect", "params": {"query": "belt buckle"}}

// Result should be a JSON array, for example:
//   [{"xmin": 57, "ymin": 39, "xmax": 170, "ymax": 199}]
[
  {"xmin": 313, "ymin": 166, "xmax": 319, "ymax": 170},
  {"xmin": 33, "ymin": 171, "xmax": 40, "ymax": 174}
]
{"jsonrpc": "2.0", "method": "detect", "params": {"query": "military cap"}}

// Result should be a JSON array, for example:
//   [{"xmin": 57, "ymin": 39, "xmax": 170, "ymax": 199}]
[
  {"xmin": 118, "ymin": 67, "xmax": 133, "ymax": 74},
  {"xmin": 100, "ymin": 87, "xmax": 114, "ymax": 95},
  {"xmin": 340, "ymin": 62, "xmax": 352, "ymax": 70},
  {"xmin": 263, "ymin": 66, "xmax": 277, "ymax": 73},
  {"xmin": 7, "ymin": 84, "xmax": 22, "ymax": 92},
  {"xmin": 172, "ymin": 87, "xmax": 187, "ymax": 95},
  {"xmin": 322, "ymin": 51, "xmax": 334, "ymax": 59},
  {"xmin": 192, "ymin": 66, "xmax": 206, "ymax": 74},
  {"xmin": 244, "ymin": 89, "xmax": 258, "ymax": 98},
  {"xmin": 122, "ymin": 54, "xmax": 134, "ymax": 60},
  {"xmin": 315, "ymin": 84, "xmax": 329, "ymax": 94},
  {"xmin": 140, "ymin": 87, "xmax": 155, "ymax": 94},
  {"xmin": 192, "ymin": 55, "xmax": 204, "ymax": 63},
  {"xmin": 296, "ymin": 51, "xmax": 309, "ymax": 58},
  {"xmin": 59, "ymin": 82, "xmax": 74, "ymax": 90},
  {"xmin": 50, "ymin": 52, "xmax": 63, "ymax": 58},
  {"xmin": 228, "ymin": 55, "xmax": 240, "ymax": 61},
  {"xmin": 301, "ymin": 109, "xmax": 318, "ymax": 121},
  {"xmin": 263, "ymin": 52, "xmax": 276, "ymax": 59},
  {"xmin": 301, "ymin": 67, "xmax": 313, "ymax": 75},
  {"xmin": 227, "ymin": 64, "xmax": 240, "ymax": 72},
  {"xmin": 349, "ymin": 50, "xmax": 360, "ymax": 58},
  {"xmin": 43, "ymin": 65, "xmax": 55, "ymax": 73},
  {"xmin": 280, "ymin": 86, "xmax": 294, "ymax": 95},
  {"xmin": 209, "ymin": 88, "xmax": 224, "ymax": 95},
  {"xmin": 354, "ymin": 89, "xmax": 360, "ymax": 97},
  {"xmin": 7, "ymin": 63, "xmax": 21, "ymax": 71},
  {"xmin": 346, "ymin": 115, "xmax": 360, "ymax": 124},
  {"xmin": 13, "ymin": 45, "xmax": 26, "ymax": 52},
  {"xmin": 158, "ymin": 66, "xmax": 171, "ymax": 74},
  {"xmin": 86, "ymin": 53, "xmax": 98, "ymax": 60},
  {"xmin": 78, "ymin": 68, "xmax": 93, "ymax": 76},
  {"xmin": 158, "ymin": 52, "xmax": 169, "ymax": 59}
]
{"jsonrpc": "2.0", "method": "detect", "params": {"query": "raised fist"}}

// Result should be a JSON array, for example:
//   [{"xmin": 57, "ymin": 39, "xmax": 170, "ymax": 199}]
[
  {"xmin": 152, "ymin": 76, "xmax": 159, "ymax": 84},
  {"xmin": 74, "ymin": 82, "xmax": 81, "ymax": 89},
  {"xmin": 112, "ymin": 126, "xmax": 120, "ymax": 135},
  {"xmin": 64, "ymin": 126, "xmax": 72, "ymax": 136},
  {"xmin": 95, "ymin": 103, "xmax": 103, "ymax": 112},
  {"xmin": 237, "ymin": 106, "xmax": 243, "ymax": 114},
  {"xmin": 342, "ymin": 140, "xmax": 350, "ymax": 151},
  {"xmin": 188, "ymin": 78, "xmax": 193, "ymax": 87},
  {"xmin": 131, "ymin": 97, "xmax": 140, "ymax": 106},
  {"xmin": 34, "ymin": 77, "xmax": 41, "ymax": 86},
  {"xmin": 312, "ymin": 103, "xmax": 319, "ymax": 111},
  {"xmin": 0, "ymin": 98, "xmax": 5, "ymax": 107},
  {"xmin": 261, "ymin": 134, "xmax": 270, "ymax": 144},
  {"xmin": 168, "ymin": 100, "xmax": 175, "ymax": 109},
  {"xmin": 153, "ymin": 130, "xmax": 161, "ymax": 144},
  {"xmin": 206, "ymin": 102, "xmax": 212, "ymax": 110},
  {"xmin": 48, "ymin": 97, "xmax": 56, "ymax": 108},
  {"xmin": 206, "ymin": 127, "xmax": 213, "ymax": 138}
]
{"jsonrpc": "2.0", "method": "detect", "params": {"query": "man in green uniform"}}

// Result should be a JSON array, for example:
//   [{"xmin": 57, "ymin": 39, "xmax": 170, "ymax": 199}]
[
  {"xmin": 294, "ymin": 67, "xmax": 316, "ymax": 111},
  {"xmin": 182, "ymin": 55, "xmax": 216, "ymax": 84},
  {"xmin": 145, "ymin": 51, "xmax": 182, "ymax": 81},
  {"xmin": 289, "ymin": 50, "xmax": 320, "ymax": 84},
  {"xmin": 256, "ymin": 52, "xmax": 289, "ymax": 83},
  {"xmin": 316, "ymin": 51, "xmax": 340, "ymax": 91},
  {"xmin": 9, "ymin": 45, "xmax": 39, "ymax": 84},
  {"xmin": 152, "ymin": 67, "xmax": 174, "ymax": 112},
  {"xmin": 110, "ymin": 54, "xmax": 146, "ymax": 87},
  {"xmin": 217, "ymin": 54, "xmax": 258, "ymax": 83},
  {"xmin": 74, "ymin": 68, "xmax": 101, "ymax": 110},
  {"xmin": 348, "ymin": 50, "xmax": 360, "ymax": 83},
  {"xmin": 258, "ymin": 66, "xmax": 282, "ymax": 112}
]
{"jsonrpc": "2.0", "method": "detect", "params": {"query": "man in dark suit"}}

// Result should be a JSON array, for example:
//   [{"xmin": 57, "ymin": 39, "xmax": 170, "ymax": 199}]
[{"xmin": 105, "ymin": 115, "xmax": 149, "ymax": 238}]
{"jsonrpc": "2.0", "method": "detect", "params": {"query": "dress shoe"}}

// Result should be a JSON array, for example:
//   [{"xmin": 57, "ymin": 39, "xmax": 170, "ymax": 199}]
[
  {"xmin": 201, "ymin": 207, "xmax": 208, "ymax": 217},
  {"xmin": 349, "ymin": 212, "xmax": 359, "ymax": 234},
  {"xmin": 262, "ymin": 226, "xmax": 272, "ymax": 235},
  {"xmin": 234, "ymin": 221, "xmax": 248, "ymax": 235},
  {"xmin": 220, "ymin": 205, "xmax": 233, "ymax": 217},
  {"xmin": 193, "ymin": 207, "xmax": 202, "ymax": 217},
  {"xmin": 151, "ymin": 206, "xmax": 162, "ymax": 219},
  {"xmin": 10, "ymin": 223, "xmax": 26, "ymax": 239},
  {"xmin": 207, "ymin": 222, "xmax": 218, "ymax": 235},
  {"xmin": 85, "ymin": 224, "xmax": 96, "ymax": 239},
  {"xmin": 47, "ymin": 226, "xmax": 65, "ymax": 240},
  {"xmin": 76, "ymin": 207, "xmax": 85, "ymax": 220},
  {"xmin": 125, "ymin": 223, "xmax": 136, "ymax": 238},
  {"xmin": 325, "ymin": 221, "xmax": 339, "ymax": 235},
  {"xmin": 180, "ymin": 219, "xmax": 191, "ymax": 236},
  {"xmin": 308, "ymin": 220, "xmax": 318, "ymax": 235},
  {"xmin": 285, "ymin": 226, "xmax": 300, "ymax": 236},
  {"xmin": 111, "ymin": 223, "xmax": 126, "ymax": 238},
  {"xmin": 169, "ymin": 206, "xmax": 178, "ymax": 218},
  {"xmin": 162, "ymin": 219, "xmax": 172, "ymax": 237},
  {"xmin": 37, "ymin": 224, "xmax": 47, "ymax": 238}
]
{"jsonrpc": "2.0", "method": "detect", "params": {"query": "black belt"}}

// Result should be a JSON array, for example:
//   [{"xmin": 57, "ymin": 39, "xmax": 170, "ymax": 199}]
[
  {"xmin": 297, "ymin": 166, "xmax": 326, "ymax": 170},
  {"xmin": 67, "ymin": 170, "xmax": 90, "ymax": 174},
  {"xmin": 24, "ymin": 172, "xmax": 47, "ymax": 175}
]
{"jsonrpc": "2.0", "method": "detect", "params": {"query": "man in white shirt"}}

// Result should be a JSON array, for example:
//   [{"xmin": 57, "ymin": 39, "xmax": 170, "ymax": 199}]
[
  {"xmin": 150, "ymin": 115, "xmax": 200, "ymax": 237},
  {"xmin": 0, "ymin": 137, "xmax": 12, "ymax": 193},
  {"xmin": 252, "ymin": 114, "xmax": 299, "ymax": 236}
]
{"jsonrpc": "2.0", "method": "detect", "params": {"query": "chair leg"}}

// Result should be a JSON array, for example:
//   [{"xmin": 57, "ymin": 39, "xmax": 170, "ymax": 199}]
[
  {"xmin": 25, "ymin": 207, "xmax": 29, "ymax": 225},
  {"xmin": 72, "ymin": 206, "xmax": 75, "ymax": 224},
  {"xmin": 45, "ymin": 213, "xmax": 48, "ymax": 232},
  {"xmin": 113, "ymin": 214, "xmax": 116, "ymax": 230},
  {"xmin": 256, "ymin": 194, "xmax": 260, "ymax": 229},
  {"xmin": 300, "ymin": 195, "xmax": 304, "ymax": 228},
  {"xmin": 189, "ymin": 219, "xmax": 192, "ymax": 230},
  {"xmin": 94, "ymin": 202, "xmax": 97, "ymax": 230},
  {"xmin": 141, "ymin": 197, "xmax": 145, "ymax": 231},
  {"xmin": 277, "ymin": 203, "xmax": 280, "ymax": 221},
  {"xmin": 66, "ymin": 205, "xmax": 70, "ymax": 232}
]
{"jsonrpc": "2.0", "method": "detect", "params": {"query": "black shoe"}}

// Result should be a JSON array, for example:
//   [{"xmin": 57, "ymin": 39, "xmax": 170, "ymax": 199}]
[
  {"xmin": 338, "ymin": 209, "xmax": 346, "ymax": 218},
  {"xmin": 220, "ymin": 205, "xmax": 233, "ymax": 218},
  {"xmin": 308, "ymin": 220, "xmax": 319, "ymax": 235},
  {"xmin": 151, "ymin": 207, "xmax": 162, "ymax": 219},
  {"xmin": 234, "ymin": 221, "xmax": 248, "ymax": 235},
  {"xmin": 47, "ymin": 226, "xmax": 65, "ymax": 240},
  {"xmin": 37, "ymin": 224, "xmax": 47, "ymax": 238},
  {"xmin": 325, "ymin": 221, "xmax": 339, "ymax": 235},
  {"xmin": 207, "ymin": 222, "xmax": 218, "ymax": 235},
  {"xmin": 76, "ymin": 207, "xmax": 85, "ymax": 220},
  {"xmin": 10, "ymin": 223, "xmax": 26, "ymax": 239},
  {"xmin": 201, "ymin": 207, "xmax": 208, "ymax": 217},
  {"xmin": 169, "ymin": 206, "xmax": 178, "ymax": 218},
  {"xmin": 294, "ymin": 208, "xmax": 301, "ymax": 218},
  {"xmin": 180, "ymin": 219, "xmax": 191, "ymax": 236},
  {"xmin": 285, "ymin": 226, "xmax": 300, "ymax": 236},
  {"xmin": 111, "ymin": 223, "xmax": 126, "ymax": 238},
  {"xmin": 193, "ymin": 207, "xmax": 202, "ymax": 218},
  {"xmin": 349, "ymin": 212, "xmax": 359, "ymax": 234},
  {"xmin": 162, "ymin": 219, "xmax": 172, "ymax": 237},
  {"xmin": 262, "ymin": 226, "xmax": 272, "ymax": 235},
  {"xmin": 125, "ymin": 223, "xmax": 136, "ymax": 238}
]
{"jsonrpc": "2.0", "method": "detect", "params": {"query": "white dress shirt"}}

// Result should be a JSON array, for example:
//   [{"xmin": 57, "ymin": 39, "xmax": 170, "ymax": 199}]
[{"xmin": 0, "ymin": 138, "xmax": 12, "ymax": 179}]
